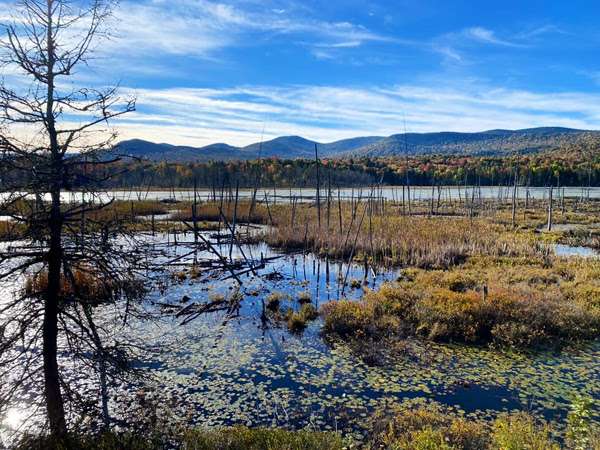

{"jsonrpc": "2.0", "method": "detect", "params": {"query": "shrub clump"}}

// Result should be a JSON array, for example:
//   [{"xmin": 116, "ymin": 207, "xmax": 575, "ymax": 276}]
[
  {"xmin": 366, "ymin": 402, "xmax": 600, "ymax": 450},
  {"xmin": 266, "ymin": 291, "xmax": 286, "ymax": 311},
  {"xmin": 297, "ymin": 291, "xmax": 312, "ymax": 304},
  {"xmin": 24, "ymin": 268, "xmax": 145, "ymax": 305},
  {"xmin": 370, "ymin": 404, "xmax": 489, "ymax": 450},
  {"xmin": 322, "ymin": 258, "xmax": 600, "ymax": 348},
  {"xmin": 368, "ymin": 402, "xmax": 577, "ymax": 450},
  {"xmin": 286, "ymin": 303, "xmax": 319, "ymax": 333},
  {"xmin": 16, "ymin": 427, "xmax": 344, "ymax": 450}
]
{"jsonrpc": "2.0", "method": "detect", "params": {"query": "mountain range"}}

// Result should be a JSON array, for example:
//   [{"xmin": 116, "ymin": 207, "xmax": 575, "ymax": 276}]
[{"xmin": 115, "ymin": 127, "xmax": 598, "ymax": 162}]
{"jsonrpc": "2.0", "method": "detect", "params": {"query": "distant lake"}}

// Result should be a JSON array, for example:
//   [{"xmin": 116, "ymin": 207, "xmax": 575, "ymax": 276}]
[{"xmin": 12, "ymin": 185, "xmax": 596, "ymax": 204}]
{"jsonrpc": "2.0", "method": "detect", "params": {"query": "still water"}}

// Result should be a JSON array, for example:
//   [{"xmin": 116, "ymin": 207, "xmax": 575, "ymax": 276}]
[
  {"xmin": 2, "ymin": 186, "xmax": 599, "ymax": 205},
  {"xmin": 1, "ymin": 232, "xmax": 599, "ymax": 443}
]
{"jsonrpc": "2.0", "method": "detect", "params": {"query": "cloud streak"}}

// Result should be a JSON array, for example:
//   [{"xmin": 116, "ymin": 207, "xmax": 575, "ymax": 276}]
[
  {"xmin": 112, "ymin": 83, "xmax": 600, "ymax": 147},
  {"xmin": 463, "ymin": 27, "xmax": 525, "ymax": 47},
  {"xmin": 103, "ymin": 0, "xmax": 395, "ymax": 61}
]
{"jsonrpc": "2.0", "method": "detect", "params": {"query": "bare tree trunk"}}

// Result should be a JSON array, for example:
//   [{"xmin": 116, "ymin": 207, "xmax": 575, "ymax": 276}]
[
  {"xmin": 193, "ymin": 178, "xmax": 198, "ymax": 244},
  {"xmin": 430, "ymin": 182, "xmax": 435, "ymax": 216},
  {"xmin": 314, "ymin": 144, "xmax": 321, "ymax": 231},
  {"xmin": 43, "ymin": 3, "xmax": 67, "ymax": 432},
  {"xmin": 1, "ymin": 0, "xmax": 136, "ymax": 437},
  {"xmin": 45, "ymin": 188, "xmax": 67, "ymax": 436},
  {"xmin": 547, "ymin": 186, "xmax": 553, "ymax": 232},
  {"xmin": 511, "ymin": 169, "xmax": 518, "ymax": 228}
]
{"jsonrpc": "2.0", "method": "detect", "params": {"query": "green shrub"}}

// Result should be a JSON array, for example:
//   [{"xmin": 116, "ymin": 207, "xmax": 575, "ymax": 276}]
[
  {"xmin": 182, "ymin": 426, "xmax": 344, "ymax": 450},
  {"xmin": 369, "ymin": 403, "xmax": 489, "ymax": 450},
  {"xmin": 491, "ymin": 413, "xmax": 558, "ymax": 450},
  {"xmin": 16, "ymin": 427, "xmax": 344, "ymax": 450}
]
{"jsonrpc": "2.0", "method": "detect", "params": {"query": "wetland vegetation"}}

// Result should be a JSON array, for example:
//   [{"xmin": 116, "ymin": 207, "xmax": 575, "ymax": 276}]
[
  {"xmin": 6, "ymin": 189, "xmax": 600, "ymax": 448},
  {"xmin": 1, "ymin": 1, "xmax": 599, "ymax": 449}
]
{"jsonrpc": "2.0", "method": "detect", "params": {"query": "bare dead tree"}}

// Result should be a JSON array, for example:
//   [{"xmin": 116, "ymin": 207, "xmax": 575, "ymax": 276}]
[{"xmin": 0, "ymin": 0, "xmax": 145, "ymax": 439}]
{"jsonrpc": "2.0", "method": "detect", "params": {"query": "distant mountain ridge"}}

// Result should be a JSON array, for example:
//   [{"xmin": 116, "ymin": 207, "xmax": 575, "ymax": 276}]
[{"xmin": 115, "ymin": 127, "xmax": 598, "ymax": 162}]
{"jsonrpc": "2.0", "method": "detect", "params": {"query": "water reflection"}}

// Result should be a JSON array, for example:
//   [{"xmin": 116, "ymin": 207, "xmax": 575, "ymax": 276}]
[{"xmin": 2, "ymin": 231, "xmax": 599, "ymax": 439}]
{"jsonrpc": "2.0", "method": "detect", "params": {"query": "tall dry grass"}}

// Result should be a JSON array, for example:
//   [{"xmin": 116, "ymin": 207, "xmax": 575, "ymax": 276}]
[
  {"xmin": 262, "ymin": 202, "xmax": 542, "ymax": 269},
  {"xmin": 171, "ymin": 201, "xmax": 274, "ymax": 225},
  {"xmin": 24, "ymin": 268, "xmax": 144, "ymax": 305}
]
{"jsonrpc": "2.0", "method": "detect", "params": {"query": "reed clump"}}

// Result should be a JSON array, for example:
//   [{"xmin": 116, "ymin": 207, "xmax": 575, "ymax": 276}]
[
  {"xmin": 24, "ymin": 267, "xmax": 144, "ymax": 305},
  {"xmin": 322, "ymin": 257, "xmax": 600, "ymax": 348},
  {"xmin": 284, "ymin": 304, "xmax": 319, "ymax": 333},
  {"xmin": 172, "ymin": 201, "xmax": 274, "ymax": 225},
  {"xmin": 0, "ymin": 220, "xmax": 25, "ymax": 240},
  {"xmin": 264, "ymin": 291, "xmax": 318, "ymax": 332},
  {"xmin": 297, "ymin": 290, "xmax": 312, "ymax": 304},
  {"xmin": 89, "ymin": 200, "xmax": 170, "ymax": 222},
  {"xmin": 263, "ymin": 202, "xmax": 540, "ymax": 269}
]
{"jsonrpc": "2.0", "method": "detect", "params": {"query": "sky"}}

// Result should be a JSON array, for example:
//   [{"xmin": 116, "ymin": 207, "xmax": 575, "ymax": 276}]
[{"xmin": 3, "ymin": 0, "xmax": 600, "ymax": 146}]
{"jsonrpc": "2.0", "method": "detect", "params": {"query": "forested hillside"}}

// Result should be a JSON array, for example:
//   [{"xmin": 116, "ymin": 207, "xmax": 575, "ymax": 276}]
[{"xmin": 115, "ymin": 128, "xmax": 600, "ymax": 162}]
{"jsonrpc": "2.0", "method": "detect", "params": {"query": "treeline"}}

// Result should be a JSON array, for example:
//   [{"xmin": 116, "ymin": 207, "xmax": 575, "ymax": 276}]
[
  {"xmin": 104, "ymin": 152, "xmax": 600, "ymax": 188},
  {"xmin": 2, "ymin": 153, "xmax": 598, "ymax": 191},
  {"xmin": 106, "ymin": 158, "xmax": 377, "ymax": 188}
]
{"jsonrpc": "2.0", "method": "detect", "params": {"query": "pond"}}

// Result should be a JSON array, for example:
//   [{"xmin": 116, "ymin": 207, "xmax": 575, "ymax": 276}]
[
  {"xmin": 113, "ymin": 232, "xmax": 600, "ymax": 439},
  {"xmin": 1, "ymin": 231, "xmax": 599, "ymax": 443},
  {"xmin": 554, "ymin": 244, "xmax": 599, "ymax": 258}
]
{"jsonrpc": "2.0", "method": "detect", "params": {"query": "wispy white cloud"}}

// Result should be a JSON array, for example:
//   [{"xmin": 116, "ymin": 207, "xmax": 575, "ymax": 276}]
[
  {"xmin": 111, "ymin": 83, "xmax": 600, "ymax": 147},
  {"xmin": 432, "ymin": 45, "xmax": 463, "ymax": 63},
  {"xmin": 430, "ymin": 25, "xmax": 536, "ymax": 66},
  {"xmin": 463, "ymin": 26, "xmax": 524, "ymax": 47},
  {"xmin": 516, "ymin": 24, "xmax": 568, "ymax": 40},
  {"xmin": 102, "ymin": 0, "xmax": 394, "ymax": 61},
  {"xmin": 104, "ymin": 0, "xmax": 243, "ymax": 58}
]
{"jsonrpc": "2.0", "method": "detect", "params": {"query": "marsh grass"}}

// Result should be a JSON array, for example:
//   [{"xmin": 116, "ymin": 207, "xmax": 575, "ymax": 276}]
[
  {"xmin": 88, "ymin": 200, "xmax": 170, "ymax": 222},
  {"xmin": 24, "ymin": 268, "xmax": 145, "ymax": 305},
  {"xmin": 261, "ymin": 202, "xmax": 543, "ymax": 269},
  {"xmin": 16, "ymin": 427, "xmax": 345, "ymax": 450},
  {"xmin": 0, "ymin": 220, "xmax": 25, "ymax": 240},
  {"xmin": 13, "ymin": 401, "xmax": 599, "ymax": 450},
  {"xmin": 367, "ymin": 402, "xmax": 568, "ymax": 450},
  {"xmin": 172, "ymin": 201, "xmax": 274, "ymax": 225},
  {"xmin": 322, "ymin": 256, "xmax": 600, "ymax": 348},
  {"xmin": 182, "ymin": 427, "xmax": 345, "ymax": 450}
]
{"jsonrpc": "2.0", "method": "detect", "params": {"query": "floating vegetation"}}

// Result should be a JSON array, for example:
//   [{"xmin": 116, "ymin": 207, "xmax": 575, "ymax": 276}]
[
  {"xmin": 95, "ymin": 231, "xmax": 599, "ymax": 441},
  {"xmin": 5, "ymin": 217, "xmax": 600, "ymax": 443}
]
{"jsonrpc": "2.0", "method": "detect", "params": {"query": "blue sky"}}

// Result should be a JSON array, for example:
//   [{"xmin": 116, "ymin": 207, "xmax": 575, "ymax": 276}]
[{"xmin": 4, "ymin": 0, "xmax": 600, "ymax": 146}]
